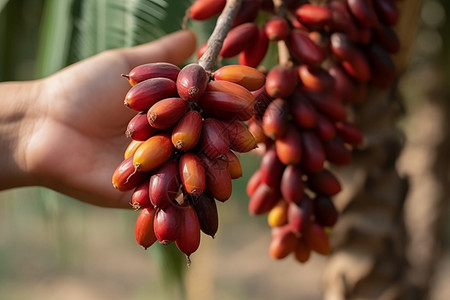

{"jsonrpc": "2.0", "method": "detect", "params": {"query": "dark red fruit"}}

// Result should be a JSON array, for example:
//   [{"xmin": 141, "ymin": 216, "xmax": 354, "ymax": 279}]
[
  {"xmin": 177, "ymin": 63, "xmax": 209, "ymax": 102},
  {"xmin": 149, "ymin": 160, "xmax": 181, "ymax": 209},
  {"xmin": 314, "ymin": 195, "xmax": 338, "ymax": 227},
  {"xmin": 126, "ymin": 112, "xmax": 158, "ymax": 141},
  {"xmin": 112, "ymin": 156, "xmax": 148, "ymax": 192},
  {"xmin": 300, "ymin": 131, "xmax": 326, "ymax": 173},
  {"xmin": 154, "ymin": 205, "xmax": 181, "ymax": 245},
  {"xmin": 124, "ymin": 78, "xmax": 177, "ymax": 111},
  {"xmin": 176, "ymin": 205, "xmax": 201, "ymax": 263},
  {"xmin": 280, "ymin": 165, "xmax": 304, "ymax": 204},
  {"xmin": 307, "ymin": 169, "xmax": 342, "ymax": 197},
  {"xmin": 198, "ymin": 118, "xmax": 230, "ymax": 160},
  {"xmin": 249, "ymin": 183, "xmax": 281, "ymax": 215},
  {"xmin": 131, "ymin": 179, "xmax": 151, "ymax": 210},
  {"xmin": 191, "ymin": 193, "xmax": 219, "ymax": 238},
  {"xmin": 287, "ymin": 195, "xmax": 313, "ymax": 234},
  {"xmin": 135, "ymin": 207, "xmax": 157, "ymax": 249},
  {"xmin": 125, "ymin": 62, "xmax": 180, "ymax": 85}
]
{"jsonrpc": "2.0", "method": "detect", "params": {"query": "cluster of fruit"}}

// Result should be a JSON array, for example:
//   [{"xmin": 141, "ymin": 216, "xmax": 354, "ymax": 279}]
[
  {"xmin": 189, "ymin": 0, "xmax": 399, "ymax": 263},
  {"xmin": 112, "ymin": 61, "xmax": 265, "ymax": 263}
]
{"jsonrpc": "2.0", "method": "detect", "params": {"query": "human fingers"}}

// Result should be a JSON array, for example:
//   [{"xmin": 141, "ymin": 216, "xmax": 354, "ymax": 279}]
[{"xmin": 121, "ymin": 29, "xmax": 197, "ymax": 69}]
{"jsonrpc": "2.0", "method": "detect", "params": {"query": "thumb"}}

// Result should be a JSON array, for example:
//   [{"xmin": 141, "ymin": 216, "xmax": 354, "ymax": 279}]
[{"xmin": 122, "ymin": 30, "xmax": 197, "ymax": 69}]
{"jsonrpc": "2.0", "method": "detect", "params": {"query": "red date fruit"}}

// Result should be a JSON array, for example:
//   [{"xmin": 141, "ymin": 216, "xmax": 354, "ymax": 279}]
[
  {"xmin": 149, "ymin": 160, "xmax": 181, "ymax": 209},
  {"xmin": 298, "ymin": 64, "xmax": 335, "ymax": 92},
  {"xmin": 171, "ymin": 110, "xmax": 203, "ymax": 152},
  {"xmin": 259, "ymin": 149, "xmax": 285, "ymax": 191},
  {"xmin": 307, "ymin": 169, "xmax": 342, "ymax": 197},
  {"xmin": 224, "ymin": 150, "xmax": 243, "ymax": 179},
  {"xmin": 303, "ymin": 221, "xmax": 331, "ymax": 255},
  {"xmin": 335, "ymin": 122, "xmax": 364, "ymax": 145},
  {"xmin": 124, "ymin": 62, "xmax": 180, "ymax": 86},
  {"xmin": 147, "ymin": 97, "xmax": 189, "ymax": 129},
  {"xmin": 288, "ymin": 91, "xmax": 318, "ymax": 129},
  {"xmin": 176, "ymin": 205, "xmax": 201, "ymax": 264},
  {"xmin": 288, "ymin": 195, "xmax": 313, "ymax": 234},
  {"xmin": 262, "ymin": 98, "xmax": 289, "ymax": 139},
  {"xmin": 198, "ymin": 118, "xmax": 230, "ymax": 160},
  {"xmin": 265, "ymin": 65, "xmax": 298, "ymax": 98},
  {"xmin": 179, "ymin": 152, "xmax": 206, "ymax": 196},
  {"xmin": 207, "ymin": 80, "xmax": 255, "ymax": 105},
  {"xmin": 112, "ymin": 156, "xmax": 148, "ymax": 191},
  {"xmin": 316, "ymin": 113, "xmax": 336, "ymax": 141},
  {"xmin": 347, "ymin": 0, "xmax": 378, "ymax": 28},
  {"xmin": 264, "ymin": 16, "xmax": 290, "ymax": 41},
  {"xmin": 269, "ymin": 225, "xmax": 298, "ymax": 259},
  {"xmin": 305, "ymin": 90, "xmax": 347, "ymax": 122},
  {"xmin": 202, "ymin": 156, "xmax": 233, "ymax": 202},
  {"xmin": 133, "ymin": 134, "xmax": 174, "ymax": 172},
  {"xmin": 189, "ymin": 0, "xmax": 226, "ymax": 20},
  {"xmin": 154, "ymin": 205, "xmax": 180, "ymax": 245},
  {"xmin": 341, "ymin": 52, "xmax": 372, "ymax": 83},
  {"xmin": 300, "ymin": 131, "xmax": 326, "ymax": 173},
  {"xmin": 281, "ymin": 165, "xmax": 304, "ymax": 204},
  {"xmin": 252, "ymin": 85, "xmax": 273, "ymax": 119},
  {"xmin": 239, "ymin": 28, "xmax": 269, "ymax": 68},
  {"xmin": 177, "ymin": 63, "xmax": 209, "ymax": 102},
  {"xmin": 330, "ymin": 1, "xmax": 359, "ymax": 41},
  {"xmin": 126, "ymin": 113, "xmax": 158, "ymax": 141},
  {"xmin": 275, "ymin": 124, "xmax": 303, "ymax": 165},
  {"xmin": 191, "ymin": 193, "xmax": 218, "ymax": 238},
  {"xmin": 124, "ymin": 140, "xmax": 144, "ymax": 160},
  {"xmin": 213, "ymin": 65, "xmax": 265, "ymax": 91},
  {"xmin": 323, "ymin": 136, "xmax": 352, "ymax": 165},
  {"xmin": 131, "ymin": 179, "xmax": 151, "ymax": 210},
  {"xmin": 232, "ymin": 0, "xmax": 260, "ymax": 26},
  {"xmin": 328, "ymin": 63, "xmax": 359, "ymax": 102},
  {"xmin": 373, "ymin": 23, "xmax": 400, "ymax": 54},
  {"xmin": 294, "ymin": 237, "xmax": 311, "ymax": 263},
  {"xmin": 124, "ymin": 78, "xmax": 177, "ymax": 111},
  {"xmin": 295, "ymin": 4, "xmax": 332, "ymax": 28},
  {"xmin": 249, "ymin": 183, "xmax": 281, "ymax": 215},
  {"xmin": 135, "ymin": 207, "xmax": 157, "ymax": 249},
  {"xmin": 373, "ymin": 0, "xmax": 399, "ymax": 25},
  {"xmin": 226, "ymin": 120, "xmax": 256, "ymax": 153},
  {"xmin": 314, "ymin": 195, "xmax": 338, "ymax": 227},
  {"xmin": 220, "ymin": 23, "xmax": 258, "ymax": 58},
  {"xmin": 197, "ymin": 91, "xmax": 254, "ymax": 122},
  {"xmin": 286, "ymin": 30, "xmax": 325, "ymax": 66}
]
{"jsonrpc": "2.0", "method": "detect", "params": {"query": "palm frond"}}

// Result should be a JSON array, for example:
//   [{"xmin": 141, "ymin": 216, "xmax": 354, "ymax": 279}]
[
  {"xmin": 71, "ymin": 0, "xmax": 189, "ymax": 61},
  {"xmin": 0, "ymin": 0, "xmax": 9, "ymax": 13},
  {"xmin": 35, "ymin": 0, "xmax": 75, "ymax": 78}
]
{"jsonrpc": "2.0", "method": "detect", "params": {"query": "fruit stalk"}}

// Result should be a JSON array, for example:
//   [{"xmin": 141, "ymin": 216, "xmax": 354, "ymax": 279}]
[
  {"xmin": 273, "ymin": 0, "xmax": 291, "ymax": 67},
  {"xmin": 197, "ymin": 0, "xmax": 242, "ymax": 71}
]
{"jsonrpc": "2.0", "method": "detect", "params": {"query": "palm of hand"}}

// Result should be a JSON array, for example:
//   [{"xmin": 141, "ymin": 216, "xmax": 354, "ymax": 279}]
[
  {"xmin": 28, "ymin": 52, "xmax": 137, "ymax": 208},
  {"xmin": 22, "ymin": 30, "xmax": 195, "ymax": 208}
]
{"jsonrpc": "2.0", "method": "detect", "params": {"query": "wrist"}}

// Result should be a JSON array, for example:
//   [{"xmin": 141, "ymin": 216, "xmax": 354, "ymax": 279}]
[{"xmin": 0, "ymin": 79, "xmax": 45, "ymax": 189}]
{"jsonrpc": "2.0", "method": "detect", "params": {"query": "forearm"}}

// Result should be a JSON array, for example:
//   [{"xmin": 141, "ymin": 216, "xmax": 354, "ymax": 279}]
[{"xmin": 0, "ymin": 80, "xmax": 42, "ymax": 189}]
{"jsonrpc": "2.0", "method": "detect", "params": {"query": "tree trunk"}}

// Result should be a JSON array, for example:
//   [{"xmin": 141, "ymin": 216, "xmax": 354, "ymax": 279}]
[
  {"xmin": 397, "ymin": 1, "xmax": 450, "ymax": 295},
  {"xmin": 323, "ymin": 1, "xmax": 423, "ymax": 299}
]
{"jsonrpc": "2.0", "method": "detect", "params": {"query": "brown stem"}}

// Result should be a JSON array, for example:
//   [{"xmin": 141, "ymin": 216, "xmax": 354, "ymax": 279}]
[
  {"xmin": 198, "ymin": 0, "xmax": 243, "ymax": 72},
  {"xmin": 273, "ymin": 0, "xmax": 292, "ymax": 66}
]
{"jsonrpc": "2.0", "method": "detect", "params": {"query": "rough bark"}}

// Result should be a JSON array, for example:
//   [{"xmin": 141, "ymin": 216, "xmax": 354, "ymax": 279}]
[
  {"xmin": 399, "ymin": 78, "xmax": 450, "ymax": 300},
  {"xmin": 322, "ymin": 1, "xmax": 423, "ymax": 299}
]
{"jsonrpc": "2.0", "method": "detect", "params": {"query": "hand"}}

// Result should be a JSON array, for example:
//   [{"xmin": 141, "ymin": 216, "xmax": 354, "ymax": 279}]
[{"xmin": 0, "ymin": 30, "xmax": 196, "ymax": 208}]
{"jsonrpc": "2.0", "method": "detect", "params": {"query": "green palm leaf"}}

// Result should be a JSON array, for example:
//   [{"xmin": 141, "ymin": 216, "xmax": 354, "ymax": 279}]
[
  {"xmin": 0, "ymin": 0, "xmax": 9, "ymax": 13},
  {"xmin": 71, "ymin": 0, "xmax": 189, "ymax": 61}
]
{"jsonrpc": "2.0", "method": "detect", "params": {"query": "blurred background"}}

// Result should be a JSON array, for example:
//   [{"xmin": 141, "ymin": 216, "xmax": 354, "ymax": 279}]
[{"xmin": 0, "ymin": 0, "xmax": 449, "ymax": 299}]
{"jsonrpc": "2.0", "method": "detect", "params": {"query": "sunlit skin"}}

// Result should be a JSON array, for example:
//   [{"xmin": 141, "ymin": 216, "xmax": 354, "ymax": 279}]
[{"xmin": 0, "ymin": 30, "xmax": 196, "ymax": 208}]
